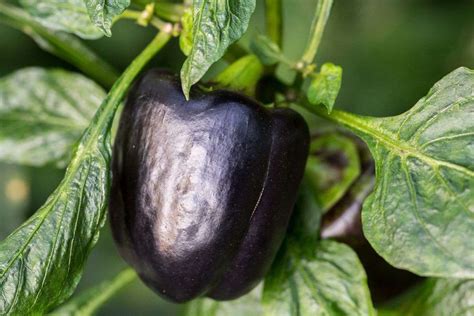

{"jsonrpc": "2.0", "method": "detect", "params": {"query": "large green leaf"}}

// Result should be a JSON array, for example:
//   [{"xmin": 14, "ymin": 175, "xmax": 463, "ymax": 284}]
[
  {"xmin": 19, "ymin": 0, "xmax": 103, "ymax": 39},
  {"xmin": 333, "ymin": 67, "xmax": 474, "ymax": 278},
  {"xmin": 0, "ymin": 68, "xmax": 104, "ymax": 167},
  {"xmin": 50, "ymin": 268, "xmax": 136, "ymax": 315},
  {"xmin": 184, "ymin": 285, "xmax": 263, "ymax": 316},
  {"xmin": 84, "ymin": 0, "xmax": 130, "ymax": 36},
  {"xmin": 306, "ymin": 68, "xmax": 474, "ymax": 278},
  {"xmin": 263, "ymin": 240, "xmax": 375, "ymax": 316},
  {"xmin": 180, "ymin": 0, "xmax": 256, "ymax": 98},
  {"xmin": 0, "ymin": 98, "xmax": 112, "ymax": 314},
  {"xmin": 380, "ymin": 278, "xmax": 474, "ymax": 316},
  {"xmin": 0, "ymin": 3, "xmax": 119, "ymax": 88}
]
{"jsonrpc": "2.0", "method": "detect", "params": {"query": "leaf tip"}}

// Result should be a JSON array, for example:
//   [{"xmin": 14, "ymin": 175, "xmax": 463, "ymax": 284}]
[
  {"xmin": 99, "ymin": 26, "xmax": 112, "ymax": 37},
  {"xmin": 181, "ymin": 83, "xmax": 190, "ymax": 101},
  {"xmin": 326, "ymin": 105, "xmax": 334, "ymax": 114}
]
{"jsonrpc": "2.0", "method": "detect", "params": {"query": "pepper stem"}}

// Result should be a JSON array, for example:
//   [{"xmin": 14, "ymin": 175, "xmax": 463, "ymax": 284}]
[
  {"xmin": 300, "ymin": 0, "xmax": 334, "ymax": 72},
  {"xmin": 85, "ymin": 31, "xmax": 172, "ymax": 149}
]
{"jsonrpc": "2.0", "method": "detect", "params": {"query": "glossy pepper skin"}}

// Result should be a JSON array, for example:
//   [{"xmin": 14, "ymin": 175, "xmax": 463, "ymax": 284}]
[{"xmin": 109, "ymin": 69, "xmax": 310, "ymax": 303}]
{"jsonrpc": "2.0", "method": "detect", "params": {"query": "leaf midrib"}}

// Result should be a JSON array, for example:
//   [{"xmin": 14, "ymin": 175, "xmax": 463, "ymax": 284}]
[{"xmin": 329, "ymin": 109, "xmax": 474, "ymax": 178}]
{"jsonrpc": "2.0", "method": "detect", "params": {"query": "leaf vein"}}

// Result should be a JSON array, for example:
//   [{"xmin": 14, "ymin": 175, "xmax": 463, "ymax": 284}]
[
  {"xmin": 411, "ymin": 97, "xmax": 467, "ymax": 143},
  {"xmin": 401, "ymin": 158, "xmax": 462, "ymax": 264},
  {"xmin": 420, "ymin": 131, "xmax": 474, "ymax": 149}
]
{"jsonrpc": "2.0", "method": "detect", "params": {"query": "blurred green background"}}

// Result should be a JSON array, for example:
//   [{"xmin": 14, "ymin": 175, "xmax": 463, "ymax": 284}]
[{"xmin": 0, "ymin": 0, "xmax": 473, "ymax": 314}]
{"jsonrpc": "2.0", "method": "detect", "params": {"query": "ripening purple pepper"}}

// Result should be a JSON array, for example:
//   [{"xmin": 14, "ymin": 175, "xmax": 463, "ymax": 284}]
[{"xmin": 109, "ymin": 69, "xmax": 310, "ymax": 302}]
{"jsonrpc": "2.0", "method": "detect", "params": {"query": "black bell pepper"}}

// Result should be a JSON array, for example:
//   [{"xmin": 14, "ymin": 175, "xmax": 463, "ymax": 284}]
[{"xmin": 109, "ymin": 69, "xmax": 310, "ymax": 302}]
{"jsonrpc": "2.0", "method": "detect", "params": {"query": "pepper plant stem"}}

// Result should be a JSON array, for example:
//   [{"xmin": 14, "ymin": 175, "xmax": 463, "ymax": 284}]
[
  {"xmin": 89, "ymin": 31, "xmax": 171, "ymax": 143},
  {"xmin": 132, "ymin": 0, "xmax": 185, "ymax": 22},
  {"xmin": 117, "ymin": 9, "xmax": 171, "ymax": 31},
  {"xmin": 265, "ymin": 0, "xmax": 282, "ymax": 46},
  {"xmin": 0, "ymin": 2, "xmax": 119, "ymax": 88},
  {"xmin": 303, "ymin": 104, "xmax": 371, "ymax": 137},
  {"xmin": 79, "ymin": 269, "xmax": 136, "ymax": 314},
  {"xmin": 51, "ymin": 268, "xmax": 137, "ymax": 315},
  {"xmin": 300, "ymin": 0, "xmax": 334, "ymax": 65}
]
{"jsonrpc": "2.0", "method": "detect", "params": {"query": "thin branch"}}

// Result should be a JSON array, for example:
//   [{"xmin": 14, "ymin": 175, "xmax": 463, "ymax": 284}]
[
  {"xmin": 265, "ymin": 0, "xmax": 283, "ymax": 47},
  {"xmin": 300, "ymin": 0, "xmax": 334, "ymax": 66}
]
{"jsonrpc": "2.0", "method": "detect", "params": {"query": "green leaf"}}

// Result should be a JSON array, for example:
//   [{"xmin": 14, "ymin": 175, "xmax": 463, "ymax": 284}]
[
  {"xmin": 307, "ymin": 63, "xmax": 342, "ymax": 114},
  {"xmin": 184, "ymin": 285, "xmax": 263, "ymax": 316},
  {"xmin": 50, "ymin": 268, "xmax": 136, "ymax": 316},
  {"xmin": 214, "ymin": 54, "xmax": 263, "ymax": 96},
  {"xmin": 19, "ymin": 0, "xmax": 103, "ymax": 39},
  {"xmin": 305, "ymin": 133, "xmax": 361, "ymax": 212},
  {"xmin": 0, "ymin": 31, "xmax": 170, "ymax": 315},
  {"xmin": 351, "ymin": 67, "xmax": 474, "ymax": 278},
  {"xmin": 262, "ymin": 180, "xmax": 374, "ymax": 316},
  {"xmin": 180, "ymin": 0, "xmax": 256, "ymax": 99},
  {"xmin": 263, "ymin": 240, "xmax": 375, "ymax": 316},
  {"xmin": 0, "ymin": 97, "xmax": 112, "ymax": 315},
  {"xmin": 314, "ymin": 67, "xmax": 474, "ymax": 278},
  {"xmin": 83, "ymin": 0, "xmax": 130, "ymax": 36},
  {"xmin": 380, "ymin": 278, "xmax": 474, "ymax": 316},
  {"xmin": 0, "ymin": 68, "xmax": 105, "ymax": 167},
  {"xmin": 250, "ymin": 35, "xmax": 282, "ymax": 66},
  {"xmin": 0, "ymin": 3, "xmax": 119, "ymax": 88}
]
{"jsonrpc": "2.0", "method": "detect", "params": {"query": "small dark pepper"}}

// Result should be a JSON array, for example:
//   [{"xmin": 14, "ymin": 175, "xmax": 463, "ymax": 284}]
[{"xmin": 109, "ymin": 69, "xmax": 310, "ymax": 302}]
